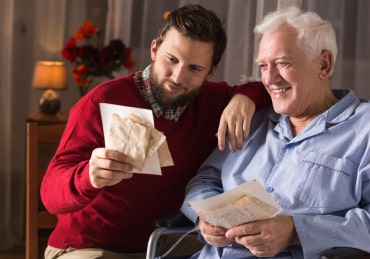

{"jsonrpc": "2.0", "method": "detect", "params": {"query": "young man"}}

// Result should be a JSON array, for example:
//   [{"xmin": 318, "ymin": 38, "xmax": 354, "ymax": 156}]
[
  {"xmin": 41, "ymin": 4, "xmax": 268, "ymax": 259},
  {"xmin": 182, "ymin": 7, "xmax": 370, "ymax": 259}
]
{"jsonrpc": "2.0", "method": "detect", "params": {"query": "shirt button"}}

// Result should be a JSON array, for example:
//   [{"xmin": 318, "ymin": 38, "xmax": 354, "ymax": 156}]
[{"xmin": 266, "ymin": 186, "xmax": 274, "ymax": 193}]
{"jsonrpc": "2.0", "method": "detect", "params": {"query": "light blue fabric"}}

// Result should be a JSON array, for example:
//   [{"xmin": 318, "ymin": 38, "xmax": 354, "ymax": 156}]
[{"xmin": 181, "ymin": 90, "xmax": 370, "ymax": 259}]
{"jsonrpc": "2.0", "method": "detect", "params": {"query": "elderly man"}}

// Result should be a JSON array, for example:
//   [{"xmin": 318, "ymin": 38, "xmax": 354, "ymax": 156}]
[{"xmin": 182, "ymin": 7, "xmax": 370, "ymax": 259}]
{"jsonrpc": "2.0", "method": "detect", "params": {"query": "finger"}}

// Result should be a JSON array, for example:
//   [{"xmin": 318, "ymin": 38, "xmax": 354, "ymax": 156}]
[
  {"xmin": 217, "ymin": 121, "xmax": 227, "ymax": 151},
  {"xmin": 230, "ymin": 119, "xmax": 244, "ymax": 151},
  {"xmin": 232, "ymin": 119, "xmax": 250, "ymax": 150},
  {"xmin": 91, "ymin": 148, "xmax": 134, "ymax": 171},
  {"xmin": 199, "ymin": 219, "xmax": 227, "ymax": 235},
  {"xmin": 226, "ymin": 222, "xmax": 260, "ymax": 239},
  {"xmin": 90, "ymin": 154, "xmax": 134, "ymax": 173},
  {"xmin": 235, "ymin": 233, "xmax": 263, "ymax": 246},
  {"xmin": 90, "ymin": 169, "xmax": 134, "ymax": 188},
  {"xmin": 225, "ymin": 123, "xmax": 237, "ymax": 153},
  {"xmin": 242, "ymin": 119, "xmax": 251, "ymax": 141},
  {"xmin": 203, "ymin": 233, "xmax": 233, "ymax": 247},
  {"xmin": 96, "ymin": 168, "xmax": 132, "ymax": 181},
  {"xmin": 95, "ymin": 148, "xmax": 135, "ymax": 166},
  {"xmin": 199, "ymin": 220, "xmax": 233, "ymax": 247}
]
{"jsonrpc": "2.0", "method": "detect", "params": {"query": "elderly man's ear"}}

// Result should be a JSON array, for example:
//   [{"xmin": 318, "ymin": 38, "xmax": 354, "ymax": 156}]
[{"xmin": 318, "ymin": 50, "xmax": 333, "ymax": 79}]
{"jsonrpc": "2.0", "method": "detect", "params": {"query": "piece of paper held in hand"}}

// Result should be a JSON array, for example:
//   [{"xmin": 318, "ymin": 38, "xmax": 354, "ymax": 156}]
[
  {"xmin": 100, "ymin": 103, "xmax": 174, "ymax": 175},
  {"xmin": 188, "ymin": 179, "xmax": 282, "ymax": 229}
]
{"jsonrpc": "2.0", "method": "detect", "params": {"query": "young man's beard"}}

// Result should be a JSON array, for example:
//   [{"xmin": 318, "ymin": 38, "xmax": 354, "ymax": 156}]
[{"xmin": 149, "ymin": 67, "xmax": 203, "ymax": 110}]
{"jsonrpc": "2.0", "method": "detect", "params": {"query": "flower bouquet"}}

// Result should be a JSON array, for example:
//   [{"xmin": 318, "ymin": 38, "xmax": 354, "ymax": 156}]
[{"xmin": 62, "ymin": 20, "xmax": 134, "ymax": 96}]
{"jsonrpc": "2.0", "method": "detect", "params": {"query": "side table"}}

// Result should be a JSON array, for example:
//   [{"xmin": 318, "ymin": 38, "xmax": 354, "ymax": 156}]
[{"xmin": 25, "ymin": 111, "xmax": 68, "ymax": 259}]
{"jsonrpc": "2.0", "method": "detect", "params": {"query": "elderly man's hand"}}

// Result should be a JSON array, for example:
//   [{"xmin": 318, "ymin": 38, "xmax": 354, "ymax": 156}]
[
  {"xmin": 198, "ymin": 219, "xmax": 234, "ymax": 247},
  {"xmin": 225, "ymin": 215, "xmax": 299, "ymax": 257},
  {"xmin": 89, "ymin": 148, "xmax": 134, "ymax": 188},
  {"xmin": 217, "ymin": 94, "xmax": 256, "ymax": 152}
]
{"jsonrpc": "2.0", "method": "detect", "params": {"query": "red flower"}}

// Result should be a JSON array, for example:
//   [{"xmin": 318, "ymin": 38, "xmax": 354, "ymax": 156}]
[
  {"xmin": 101, "ymin": 40, "xmax": 125, "ymax": 63},
  {"xmin": 61, "ymin": 38, "xmax": 79, "ymax": 62},
  {"xmin": 61, "ymin": 19, "xmax": 135, "ymax": 92}
]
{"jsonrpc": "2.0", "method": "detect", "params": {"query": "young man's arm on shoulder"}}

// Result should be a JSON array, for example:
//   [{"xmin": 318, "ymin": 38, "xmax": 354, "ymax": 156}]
[{"xmin": 218, "ymin": 81, "xmax": 270, "ymax": 152}]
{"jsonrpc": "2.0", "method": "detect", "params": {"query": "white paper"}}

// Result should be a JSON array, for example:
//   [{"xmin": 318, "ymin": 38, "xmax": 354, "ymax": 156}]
[
  {"xmin": 99, "ymin": 103, "xmax": 162, "ymax": 175},
  {"xmin": 188, "ymin": 180, "xmax": 282, "ymax": 228}
]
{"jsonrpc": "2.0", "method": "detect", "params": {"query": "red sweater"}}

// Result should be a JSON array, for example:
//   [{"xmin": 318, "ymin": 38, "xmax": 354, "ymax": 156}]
[{"xmin": 40, "ymin": 74, "xmax": 267, "ymax": 252}]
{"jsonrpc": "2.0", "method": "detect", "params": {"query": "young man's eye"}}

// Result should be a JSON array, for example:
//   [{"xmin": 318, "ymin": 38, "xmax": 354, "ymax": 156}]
[
  {"xmin": 190, "ymin": 66, "xmax": 202, "ymax": 72},
  {"xmin": 163, "ymin": 53, "xmax": 177, "ymax": 63},
  {"xmin": 168, "ymin": 56, "xmax": 176, "ymax": 63}
]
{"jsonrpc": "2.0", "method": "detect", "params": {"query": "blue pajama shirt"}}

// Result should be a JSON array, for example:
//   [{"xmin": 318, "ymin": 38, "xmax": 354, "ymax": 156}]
[{"xmin": 181, "ymin": 90, "xmax": 370, "ymax": 259}]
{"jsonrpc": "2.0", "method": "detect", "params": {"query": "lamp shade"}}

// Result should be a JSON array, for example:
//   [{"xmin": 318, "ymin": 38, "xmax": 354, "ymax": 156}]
[{"xmin": 32, "ymin": 61, "xmax": 67, "ymax": 90}]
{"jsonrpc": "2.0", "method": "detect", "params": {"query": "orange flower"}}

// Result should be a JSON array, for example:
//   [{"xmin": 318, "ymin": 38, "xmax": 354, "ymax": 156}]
[
  {"xmin": 74, "ymin": 20, "xmax": 97, "ymax": 40},
  {"xmin": 124, "ymin": 54, "xmax": 135, "ymax": 71},
  {"xmin": 72, "ymin": 64, "xmax": 91, "ymax": 87}
]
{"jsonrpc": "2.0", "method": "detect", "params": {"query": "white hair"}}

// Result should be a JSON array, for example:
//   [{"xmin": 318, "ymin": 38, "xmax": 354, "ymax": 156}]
[{"xmin": 254, "ymin": 7, "xmax": 337, "ymax": 76}]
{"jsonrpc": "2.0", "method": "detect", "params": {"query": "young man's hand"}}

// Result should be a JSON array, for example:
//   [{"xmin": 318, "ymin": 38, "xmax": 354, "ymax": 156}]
[{"xmin": 217, "ymin": 94, "xmax": 255, "ymax": 152}]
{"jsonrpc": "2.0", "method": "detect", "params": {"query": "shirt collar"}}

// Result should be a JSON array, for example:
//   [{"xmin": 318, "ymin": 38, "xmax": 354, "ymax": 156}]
[
  {"xmin": 133, "ymin": 65, "xmax": 187, "ymax": 121},
  {"xmin": 270, "ymin": 89, "xmax": 360, "ymax": 141}
]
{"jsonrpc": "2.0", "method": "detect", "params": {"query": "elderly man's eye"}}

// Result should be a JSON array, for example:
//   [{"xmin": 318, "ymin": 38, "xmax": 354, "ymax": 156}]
[
  {"xmin": 258, "ymin": 63, "xmax": 267, "ymax": 70},
  {"xmin": 277, "ymin": 61, "xmax": 289, "ymax": 67}
]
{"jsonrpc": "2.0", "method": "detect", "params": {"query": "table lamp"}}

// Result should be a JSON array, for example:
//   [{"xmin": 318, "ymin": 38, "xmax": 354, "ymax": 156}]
[{"xmin": 32, "ymin": 61, "xmax": 67, "ymax": 115}]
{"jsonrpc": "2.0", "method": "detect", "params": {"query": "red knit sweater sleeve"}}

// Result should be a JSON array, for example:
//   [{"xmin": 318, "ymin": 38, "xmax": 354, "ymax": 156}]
[{"xmin": 40, "ymin": 92, "xmax": 104, "ymax": 214}]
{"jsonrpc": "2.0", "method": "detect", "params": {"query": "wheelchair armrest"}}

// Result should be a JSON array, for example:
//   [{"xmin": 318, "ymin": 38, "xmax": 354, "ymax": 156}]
[
  {"xmin": 320, "ymin": 247, "xmax": 370, "ymax": 259},
  {"xmin": 155, "ymin": 212, "xmax": 194, "ymax": 228},
  {"xmin": 147, "ymin": 213, "xmax": 195, "ymax": 259}
]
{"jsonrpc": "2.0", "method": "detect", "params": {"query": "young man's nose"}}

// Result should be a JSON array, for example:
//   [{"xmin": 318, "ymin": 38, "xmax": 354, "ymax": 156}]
[{"xmin": 171, "ymin": 65, "xmax": 187, "ymax": 84}]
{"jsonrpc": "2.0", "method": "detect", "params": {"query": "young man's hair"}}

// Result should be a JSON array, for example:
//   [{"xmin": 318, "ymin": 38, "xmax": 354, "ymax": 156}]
[{"xmin": 155, "ymin": 4, "xmax": 227, "ymax": 66}]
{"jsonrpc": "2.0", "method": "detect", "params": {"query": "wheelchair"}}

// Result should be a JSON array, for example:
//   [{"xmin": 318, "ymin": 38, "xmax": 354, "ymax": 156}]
[{"xmin": 146, "ymin": 213, "xmax": 370, "ymax": 259}]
